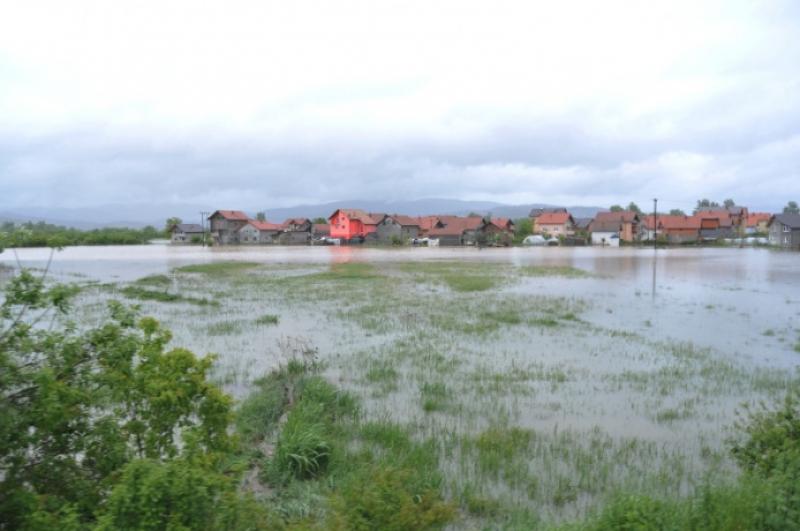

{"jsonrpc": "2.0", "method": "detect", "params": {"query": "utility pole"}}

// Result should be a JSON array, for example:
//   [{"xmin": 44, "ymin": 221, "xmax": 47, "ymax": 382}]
[
  {"xmin": 199, "ymin": 211, "xmax": 209, "ymax": 247},
  {"xmin": 653, "ymin": 198, "xmax": 658, "ymax": 250}
]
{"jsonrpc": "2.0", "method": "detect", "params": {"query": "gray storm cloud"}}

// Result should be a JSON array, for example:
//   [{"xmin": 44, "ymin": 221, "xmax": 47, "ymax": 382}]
[{"xmin": 0, "ymin": 0, "xmax": 798, "ymax": 212}]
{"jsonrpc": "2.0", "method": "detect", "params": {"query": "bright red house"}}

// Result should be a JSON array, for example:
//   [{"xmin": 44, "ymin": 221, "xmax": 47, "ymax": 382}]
[{"xmin": 328, "ymin": 209, "xmax": 379, "ymax": 240}]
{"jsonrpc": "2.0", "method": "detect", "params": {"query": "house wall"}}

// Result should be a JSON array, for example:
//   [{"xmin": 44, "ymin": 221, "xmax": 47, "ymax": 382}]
[
  {"xmin": 539, "ymin": 223, "xmax": 566, "ymax": 236},
  {"xmin": 238, "ymin": 225, "xmax": 261, "ymax": 245},
  {"xmin": 770, "ymin": 223, "xmax": 800, "ymax": 248},
  {"xmin": 279, "ymin": 231, "xmax": 311, "ymax": 245},
  {"xmin": 591, "ymin": 232, "xmax": 620, "ymax": 246}
]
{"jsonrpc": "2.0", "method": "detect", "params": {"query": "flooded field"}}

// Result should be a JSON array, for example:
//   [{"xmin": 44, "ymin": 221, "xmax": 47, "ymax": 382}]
[{"xmin": 2, "ymin": 244, "xmax": 799, "ymax": 526}]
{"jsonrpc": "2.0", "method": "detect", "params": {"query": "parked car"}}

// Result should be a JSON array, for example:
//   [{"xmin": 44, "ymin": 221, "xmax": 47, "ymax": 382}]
[{"xmin": 522, "ymin": 235, "xmax": 548, "ymax": 246}]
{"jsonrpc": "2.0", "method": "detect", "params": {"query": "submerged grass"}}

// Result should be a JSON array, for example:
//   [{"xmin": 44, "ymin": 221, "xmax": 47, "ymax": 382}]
[
  {"xmin": 520, "ymin": 265, "xmax": 591, "ymax": 278},
  {"xmin": 120, "ymin": 285, "xmax": 218, "ymax": 306},
  {"xmin": 175, "ymin": 261, "xmax": 261, "ymax": 275}
]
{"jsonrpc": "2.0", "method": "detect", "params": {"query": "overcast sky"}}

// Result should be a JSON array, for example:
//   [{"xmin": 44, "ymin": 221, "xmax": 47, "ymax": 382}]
[{"xmin": 1, "ymin": 0, "xmax": 799, "ymax": 212}]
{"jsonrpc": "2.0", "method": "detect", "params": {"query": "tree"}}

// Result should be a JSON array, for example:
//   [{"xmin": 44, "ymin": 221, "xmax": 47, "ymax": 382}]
[
  {"xmin": 0, "ymin": 271, "xmax": 234, "ymax": 527},
  {"xmin": 669, "ymin": 209, "xmax": 686, "ymax": 216},
  {"xmin": 256, "ymin": 212, "xmax": 266, "ymax": 221},
  {"xmin": 165, "ymin": 217, "xmax": 182, "ymax": 233},
  {"xmin": 724, "ymin": 198, "xmax": 736, "ymax": 208},
  {"xmin": 784, "ymin": 201, "xmax": 799, "ymax": 214},
  {"xmin": 627, "ymin": 202, "xmax": 641, "ymax": 214},
  {"xmin": 312, "ymin": 217, "xmax": 328, "ymax": 225},
  {"xmin": 696, "ymin": 199, "xmax": 720, "ymax": 210},
  {"xmin": 609, "ymin": 205, "xmax": 624, "ymax": 212},
  {"xmin": 513, "ymin": 218, "xmax": 533, "ymax": 244}
]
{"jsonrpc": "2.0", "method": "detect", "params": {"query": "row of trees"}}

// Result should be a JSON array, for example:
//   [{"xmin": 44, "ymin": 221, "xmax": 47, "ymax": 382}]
[
  {"xmin": 1, "ymin": 221, "xmax": 161, "ymax": 248},
  {"xmin": 606, "ymin": 200, "xmax": 800, "ymax": 216}
]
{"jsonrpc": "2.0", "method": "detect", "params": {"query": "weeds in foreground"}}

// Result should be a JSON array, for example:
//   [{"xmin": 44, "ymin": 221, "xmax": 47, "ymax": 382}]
[
  {"xmin": 255, "ymin": 314, "xmax": 279, "ymax": 325},
  {"xmin": 175, "ymin": 261, "xmax": 261, "ymax": 275},
  {"xmin": 120, "ymin": 285, "xmax": 218, "ymax": 306}
]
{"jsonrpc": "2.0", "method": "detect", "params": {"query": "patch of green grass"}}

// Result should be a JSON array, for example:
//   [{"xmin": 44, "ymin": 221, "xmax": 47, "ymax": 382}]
[
  {"xmin": 365, "ymin": 359, "xmax": 399, "ymax": 388},
  {"xmin": 529, "ymin": 316, "xmax": 560, "ymax": 327},
  {"xmin": 360, "ymin": 421, "xmax": 412, "ymax": 451},
  {"xmin": 236, "ymin": 373, "xmax": 289, "ymax": 443},
  {"xmin": 120, "ymin": 285, "xmax": 218, "ymax": 306},
  {"xmin": 134, "ymin": 274, "xmax": 171, "ymax": 287},
  {"xmin": 207, "ymin": 320, "xmax": 242, "ymax": 336},
  {"xmin": 420, "ymin": 381, "xmax": 451, "ymax": 413},
  {"xmin": 762, "ymin": 329, "xmax": 775, "ymax": 337},
  {"xmin": 794, "ymin": 342, "xmax": 800, "ymax": 354},
  {"xmin": 442, "ymin": 274, "xmax": 497, "ymax": 292},
  {"xmin": 520, "ymin": 265, "xmax": 591, "ymax": 278},
  {"xmin": 480, "ymin": 308, "xmax": 522, "ymax": 325},
  {"xmin": 472, "ymin": 426, "xmax": 534, "ymax": 478},
  {"xmin": 174, "ymin": 261, "xmax": 261, "ymax": 275},
  {"xmin": 309, "ymin": 262, "xmax": 378, "ymax": 281},
  {"xmin": 255, "ymin": 314, "xmax": 279, "ymax": 325}
]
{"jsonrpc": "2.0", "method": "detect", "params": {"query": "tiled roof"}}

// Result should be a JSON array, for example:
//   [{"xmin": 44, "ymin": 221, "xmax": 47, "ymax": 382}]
[
  {"xmin": 428, "ymin": 216, "xmax": 483, "ymax": 237},
  {"xmin": 746, "ymin": 212, "xmax": 772, "ymax": 227},
  {"xmin": 594, "ymin": 211, "xmax": 639, "ymax": 224},
  {"xmin": 172, "ymin": 223, "xmax": 204, "ymax": 233},
  {"xmin": 537, "ymin": 212, "xmax": 571, "ymax": 225},
  {"xmin": 243, "ymin": 220, "xmax": 283, "ymax": 231},
  {"xmin": 642, "ymin": 215, "xmax": 702, "ymax": 231},
  {"xmin": 389, "ymin": 215, "xmax": 421, "ymax": 226},
  {"xmin": 331, "ymin": 209, "xmax": 380, "ymax": 224},
  {"xmin": 770, "ymin": 213, "xmax": 800, "ymax": 229},
  {"xmin": 210, "ymin": 210, "xmax": 249, "ymax": 221}
]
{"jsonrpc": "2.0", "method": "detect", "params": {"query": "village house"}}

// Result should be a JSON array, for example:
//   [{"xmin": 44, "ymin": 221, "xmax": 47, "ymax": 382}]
[
  {"xmin": 641, "ymin": 215, "xmax": 701, "ymax": 244},
  {"xmin": 535, "ymin": 212, "xmax": 575, "ymax": 237},
  {"xmin": 590, "ymin": 211, "xmax": 641, "ymax": 243},
  {"xmin": 426, "ymin": 216, "xmax": 484, "ymax": 246},
  {"xmin": 483, "ymin": 218, "xmax": 516, "ymax": 246},
  {"xmin": 312, "ymin": 223, "xmax": 330, "ymax": 239},
  {"xmin": 328, "ymin": 209, "xmax": 379, "ymax": 242},
  {"xmin": 746, "ymin": 212, "xmax": 771, "ymax": 234},
  {"xmin": 237, "ymin": 220, "xmax": 283, "ymax": 244},
  {"xmin": 374, "ymin": 214, "xmax": 421, "ymax": 243},
  {"xmin": 279, "ymin": 218, "xmax": 313, "ymax": 245},
  {"xmin": 768, "ymin": 214, "xmax": 800, "ymax": 249},
  {"xmin": 208, "ymin": 210, "xmax": 250, "ymax": 244},
  {"xmin": 589, "ymin": 218, "xmax": 622, "ymax": 246},
  {"xmin": 169, "ymin": 223, "xmax": 204, "ymax": 244}
]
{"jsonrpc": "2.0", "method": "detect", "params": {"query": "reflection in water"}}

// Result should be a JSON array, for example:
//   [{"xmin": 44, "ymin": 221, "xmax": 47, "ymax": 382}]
[{"xmin": 652, "ymin": 249, "xmax": 657, "ymax": 300}]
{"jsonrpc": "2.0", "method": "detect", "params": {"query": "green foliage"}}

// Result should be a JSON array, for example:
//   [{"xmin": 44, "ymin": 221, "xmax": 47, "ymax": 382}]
[
  {"xmin": 723, "ymin": 198, "xmax": 736, "ymax": 208},
  {"xmin": 0, "ymin": 271, "xmax": 234, "ymax": 528},
  {"xmin": 0, "ymin": 220, "xmax": 161, "ymax": 247},
  {"xmin": 165, "ymin": 217, "xmax": 182, "ymax": 234},
  {"xmin": 696, "ymin": 198, "xmax": 720, "ymax": 210},
  {"xmin": 520, "ymin": 265, "xmax": 590, "ymax": 278},
  {"xmin": 255, "ymin": 313, "xmax": 279, "ymax": 325},
  {"xmin": 442, "ymin": 274, "xmax": 496, "ymax": 292},
  {"xmin": 312, "ymin": 217, "xmax": 328, "ymax": 224},
  {"xmin": 328, "ymin": 466, "xmax": 456, "ymax": 530},
  {"xmin": 669, "ymin": 208, "xmax": 686, "ymax": 216},
  {"xmin": 731, "ymin": 394, "xmax": 800, "ymax": 477},
  {"xmin": 513, "ymin": 217, "xmax": 533, "ymax": 244},
  {"xmin": 609, "ymin": 205, "xmax": 624, "ymax": 212},
  {"xmin": 120, "ymin": 285, "xmax": 218, "ymax": 306},
  {"xmin": 785, "ymin": 201, "xmax": 800, "ymax": 215},
  {"xmin": 235, "ymin": 371, "xmax": 290, "ymax": 443},
  {"xmin": 256, "ymin": 211, "xmax": 266, "ymax": 221},
  {"xmin": 175, "ymin": 261, "xmax": 261, "ymax": 275},
  {"xmin": 627, "ymin": 202, "xmax": 641, "ymax": 214}
]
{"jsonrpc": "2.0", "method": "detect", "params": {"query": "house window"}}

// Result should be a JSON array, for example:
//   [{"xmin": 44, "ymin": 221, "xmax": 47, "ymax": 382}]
[{"xmin": 784, "ymin": 225, "xmax": 790, "ymax": 232}]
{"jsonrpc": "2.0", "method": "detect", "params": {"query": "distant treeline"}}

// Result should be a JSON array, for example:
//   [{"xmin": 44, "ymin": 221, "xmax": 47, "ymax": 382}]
[{"xmin": 0, "ymin": 221, "xmax": 162, "ymax": 248}]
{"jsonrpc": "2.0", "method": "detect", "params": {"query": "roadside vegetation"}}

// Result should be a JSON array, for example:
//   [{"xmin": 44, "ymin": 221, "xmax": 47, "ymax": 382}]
[
  {"xmin": 3, "ymin": 255, "xmax": 799, "ymax": 529},
  {"xmin": 0, "ymin": 220, "xmax": 161, "ymax": 247}
]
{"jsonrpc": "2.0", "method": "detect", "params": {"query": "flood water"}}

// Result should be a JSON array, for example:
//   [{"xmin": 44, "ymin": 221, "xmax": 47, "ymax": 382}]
[
  {"xmin": 3, "ymin": 244, "xmax": 799, "ymax": 368},
  {"xmin": 4, "ymin": 243, "xmax": 799, "ymax": 520}
]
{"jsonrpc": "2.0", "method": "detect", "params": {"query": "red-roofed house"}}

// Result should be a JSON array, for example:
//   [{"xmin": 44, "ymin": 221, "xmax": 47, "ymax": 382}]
[
  {"xmin": 746, "ymin": 212, "xmax": 771, "ymax": 234},
  {"xmin": 328, "ymin": 209, "xmax": 379, "ymax": 242},
  {"xmin": 279, "ymin": 218, "xmax": 313, "ymax": 244},
  {"xmin": 374, "ymin": 214, "xmax": 421, "ymax": 243},
  {"xmin": 209, "ymin": 210, "xmax": 251, "ymax": 244},
  {"xmin": 589, "ymin": 211, "xmax": 641, "ymax": 242},
  {"xmin": 428, "ymin": 216, "xmax": 484, "ymax": 246},
  {"xmin": 237, "ymin": 220, "xmax": 283, "ymax": 244},
  {"xmin": 642, "ymin": 215, "xmax": 701, "ymax": 243},
  {"xmin": 534, "ymin": 212, "xmax": 575, "ymax": 237}
]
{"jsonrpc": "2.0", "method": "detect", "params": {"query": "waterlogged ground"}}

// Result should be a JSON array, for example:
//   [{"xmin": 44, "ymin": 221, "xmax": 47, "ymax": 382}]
[{"xmin": 3, "ymin": 244, "xmax": 800, "ymax": 526}]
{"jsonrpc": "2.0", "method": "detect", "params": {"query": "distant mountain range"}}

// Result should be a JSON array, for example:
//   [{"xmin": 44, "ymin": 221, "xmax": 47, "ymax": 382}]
[{"xmin": 0, "ymin": 199, "xmax": 605, "ymax": 229}]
